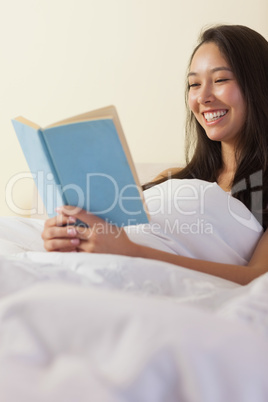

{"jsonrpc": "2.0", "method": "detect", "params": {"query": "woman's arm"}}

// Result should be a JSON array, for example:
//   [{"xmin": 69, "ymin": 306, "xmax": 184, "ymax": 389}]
[
  {"xmin": 132, "ymin": 232, "xmax": 268, "ymax": 285},
  {"xmin": 42, "ymin": 207, "xmax": 268, "ymax": 286}
]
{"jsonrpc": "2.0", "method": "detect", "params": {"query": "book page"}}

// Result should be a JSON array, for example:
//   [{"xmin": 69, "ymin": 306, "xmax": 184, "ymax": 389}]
[
  {"xmin": 45, "ymin": 105, "xmax": 117, "ymax": 128},
  {"xmin": 13, "ymin": 116, "xmax": 40, "ymax": 130},
  {"xmin": 46, "ymin": 105, "xmax": 144, "ymax": 198}
]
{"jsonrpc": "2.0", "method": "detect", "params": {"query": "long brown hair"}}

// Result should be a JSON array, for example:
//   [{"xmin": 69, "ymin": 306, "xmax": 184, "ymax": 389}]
[{"xmin": 144, "ymin": 25, "xmax": 268, "ymax": 229}]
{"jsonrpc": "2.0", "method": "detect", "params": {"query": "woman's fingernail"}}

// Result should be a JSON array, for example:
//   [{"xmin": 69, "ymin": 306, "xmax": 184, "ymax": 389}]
[
  {"xmin": 70, "ymin": 238, "xmax": 80, "ymax": 246},
  {"xmin": 55, "ymin": 206, "xmax": 63, "ymax": 213},
  {"xmin": 68, "ymin": 216, "xmax": 77, "ymax": 223},
  {"xmin": 67, "ymin": 227, "xmax": 77, "ymax": 236}
]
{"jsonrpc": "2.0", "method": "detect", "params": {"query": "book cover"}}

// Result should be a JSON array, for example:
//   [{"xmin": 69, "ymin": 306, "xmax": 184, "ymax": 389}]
[{"xmin": 12, "ymin": 106, "xmax": 149, "ymax": 226}]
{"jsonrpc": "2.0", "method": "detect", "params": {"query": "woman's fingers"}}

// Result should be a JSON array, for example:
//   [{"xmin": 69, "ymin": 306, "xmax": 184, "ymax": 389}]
[
  {"xmin": 42, "ymin": 212, "xmax": 80, "ymax": 252},
  {"xmin": 42, "ymin": 222, "xmax": 76, "ymax": 240},
  {"xmin": 56, "ymin": 206, "xmax": 104, "ymax": 228},
  {"xmin": 44, "ymin": 214, "xmax": 76, "ymax": 229},
  {"xmin": 42, "ymin": 206, "xmax": 130, "ymax": 254},
  {"xmin": 45, "ymin": 237, "xmax": 80, "ymax": 252}
]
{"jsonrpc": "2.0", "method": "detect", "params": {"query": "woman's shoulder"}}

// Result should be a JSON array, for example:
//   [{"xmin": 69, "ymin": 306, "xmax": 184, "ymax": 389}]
[{"xmin": 152, "ymin": 167, "xmax": 183, "ymax": 182}]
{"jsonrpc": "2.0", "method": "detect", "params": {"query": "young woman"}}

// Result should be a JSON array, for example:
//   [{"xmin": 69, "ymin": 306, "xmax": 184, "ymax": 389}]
[{"xmin": 42, "ymin": 25, "xmax": 268, "ymax": 285}]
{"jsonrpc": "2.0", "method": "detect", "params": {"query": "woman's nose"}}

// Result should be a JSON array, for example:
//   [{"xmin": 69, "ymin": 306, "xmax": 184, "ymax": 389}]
[{"xmin": 198, "ymin": 84, "xmax": 214, "ymax": 104}]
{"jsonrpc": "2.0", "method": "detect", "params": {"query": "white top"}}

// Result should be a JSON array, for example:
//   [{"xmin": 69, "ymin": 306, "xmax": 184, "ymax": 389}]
[{"xmin": 125, "ymin": 179, "xmax": 263, "ymax": 265}]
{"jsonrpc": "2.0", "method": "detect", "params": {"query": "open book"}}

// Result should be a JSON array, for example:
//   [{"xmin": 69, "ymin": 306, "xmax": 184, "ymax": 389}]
[{"xmin": 12, "ymin": 106, "xmax": 149, "ymax": 226}]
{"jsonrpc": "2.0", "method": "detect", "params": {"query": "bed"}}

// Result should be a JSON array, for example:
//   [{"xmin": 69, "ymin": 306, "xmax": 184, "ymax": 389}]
[{"xmin": 0, "ymin": 166, "xmax": 267, "ymax": 402}]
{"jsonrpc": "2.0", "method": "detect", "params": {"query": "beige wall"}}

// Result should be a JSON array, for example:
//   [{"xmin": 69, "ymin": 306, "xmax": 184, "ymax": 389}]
[{"xmin": 1, "ymin": 0, "xmax": 267, "ymax": 216}]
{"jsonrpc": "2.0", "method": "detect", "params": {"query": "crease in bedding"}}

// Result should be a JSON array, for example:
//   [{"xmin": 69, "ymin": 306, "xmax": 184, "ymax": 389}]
[{"xmin": 0, "ymin": 179, "xmax": 267, "ymax": 401}]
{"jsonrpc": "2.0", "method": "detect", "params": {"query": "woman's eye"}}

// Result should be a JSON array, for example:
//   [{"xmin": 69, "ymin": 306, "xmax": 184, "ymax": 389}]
[
  {"xmin": 188, "ymin": 83, "xmax": 200, "ymax": 88},
  {"xmin": 215, "ymin": 79, "xmax": 229, "ymax": 83}
]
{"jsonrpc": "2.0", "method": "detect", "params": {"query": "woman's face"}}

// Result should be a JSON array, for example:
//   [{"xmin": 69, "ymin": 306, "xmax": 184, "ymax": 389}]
[{"xmin": 188, "ymin": 42, "xmax": 247, "ymax": 146}]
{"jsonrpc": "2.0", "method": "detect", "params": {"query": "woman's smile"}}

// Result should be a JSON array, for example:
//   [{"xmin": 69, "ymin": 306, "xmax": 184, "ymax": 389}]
[
  {"xmin": 203, "ymin": 109, "xmax": 228, "ymax": 123},
  {"xmin": 188, "ymin": 42, "xmax": 247, "ymax": 145}
]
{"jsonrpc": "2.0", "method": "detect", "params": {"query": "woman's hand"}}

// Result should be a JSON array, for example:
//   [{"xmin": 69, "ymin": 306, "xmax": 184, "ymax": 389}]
[
  {"xmin": 42, "ymin": 206, "xmax": 138, "ymax": 256},
  {"xmin": 42, "ymin": 212, "xmax": 80, "ymax": 252}
]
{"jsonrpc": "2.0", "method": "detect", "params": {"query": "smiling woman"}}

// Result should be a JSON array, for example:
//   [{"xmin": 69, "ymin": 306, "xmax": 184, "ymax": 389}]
[
  {"xmin": 162, "ymin": 25, "xmax": 267, "ymax": 263},
  {"xmin": 38, "ymin": 25, "xmax": 268, "ymax": 285},
  {"xmin": 0, "ymin": 24, "xmax": 267, "ymax": 286},
  {"xmin": 147, "ymin": 25, "xmax": 268, "ymax": 227},
  {"xmin": 188, "ymin": 43, "xmax": 247, "ymax": 146}
]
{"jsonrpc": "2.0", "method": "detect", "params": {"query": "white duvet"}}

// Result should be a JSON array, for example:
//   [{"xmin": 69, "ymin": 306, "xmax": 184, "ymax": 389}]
[{"xmin": 0, "ymin": 179, "xmax": 267, "ymax": 402}]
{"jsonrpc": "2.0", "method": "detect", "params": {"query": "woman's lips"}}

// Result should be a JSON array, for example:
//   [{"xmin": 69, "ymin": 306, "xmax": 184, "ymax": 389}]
[{"xmin": 203, "ymin": 110, "xmax": 228, "ymax": 123}]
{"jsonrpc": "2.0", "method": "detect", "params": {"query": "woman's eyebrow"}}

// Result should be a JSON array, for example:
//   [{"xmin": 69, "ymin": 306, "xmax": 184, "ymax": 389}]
[{"xmin": 188, "ymin": 66, "xmax": 233, "ymax": 77}]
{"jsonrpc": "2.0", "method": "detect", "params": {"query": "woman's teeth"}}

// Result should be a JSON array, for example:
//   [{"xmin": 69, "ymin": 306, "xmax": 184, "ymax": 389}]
[{"xmin": 204, "ymin": 110, "xmax": 227, "ymax": 122}]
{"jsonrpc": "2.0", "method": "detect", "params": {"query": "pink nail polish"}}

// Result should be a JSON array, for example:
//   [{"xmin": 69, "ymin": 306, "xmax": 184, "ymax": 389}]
[
  {"xmin": 67, "ymin": 227, "xmax": 77, "ymax": 236},
  {"xmin": 70, "ymin": 238, "xmax": 80, "ymax": 246},
  {"xmin": 55, "ymin": 206, "xmax": 63, "ymax": 213}
]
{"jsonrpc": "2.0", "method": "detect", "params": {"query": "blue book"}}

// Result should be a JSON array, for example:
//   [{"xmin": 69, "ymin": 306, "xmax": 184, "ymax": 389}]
[{"xmin": 12, "ymin": 106, "xmax": 149, "ymax": 226}]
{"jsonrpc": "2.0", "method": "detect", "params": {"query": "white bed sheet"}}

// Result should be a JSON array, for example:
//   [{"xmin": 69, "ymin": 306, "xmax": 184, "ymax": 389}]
[{"xmin": 0, "ymin": 194, "xmax": 267, "ymax": 401}]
